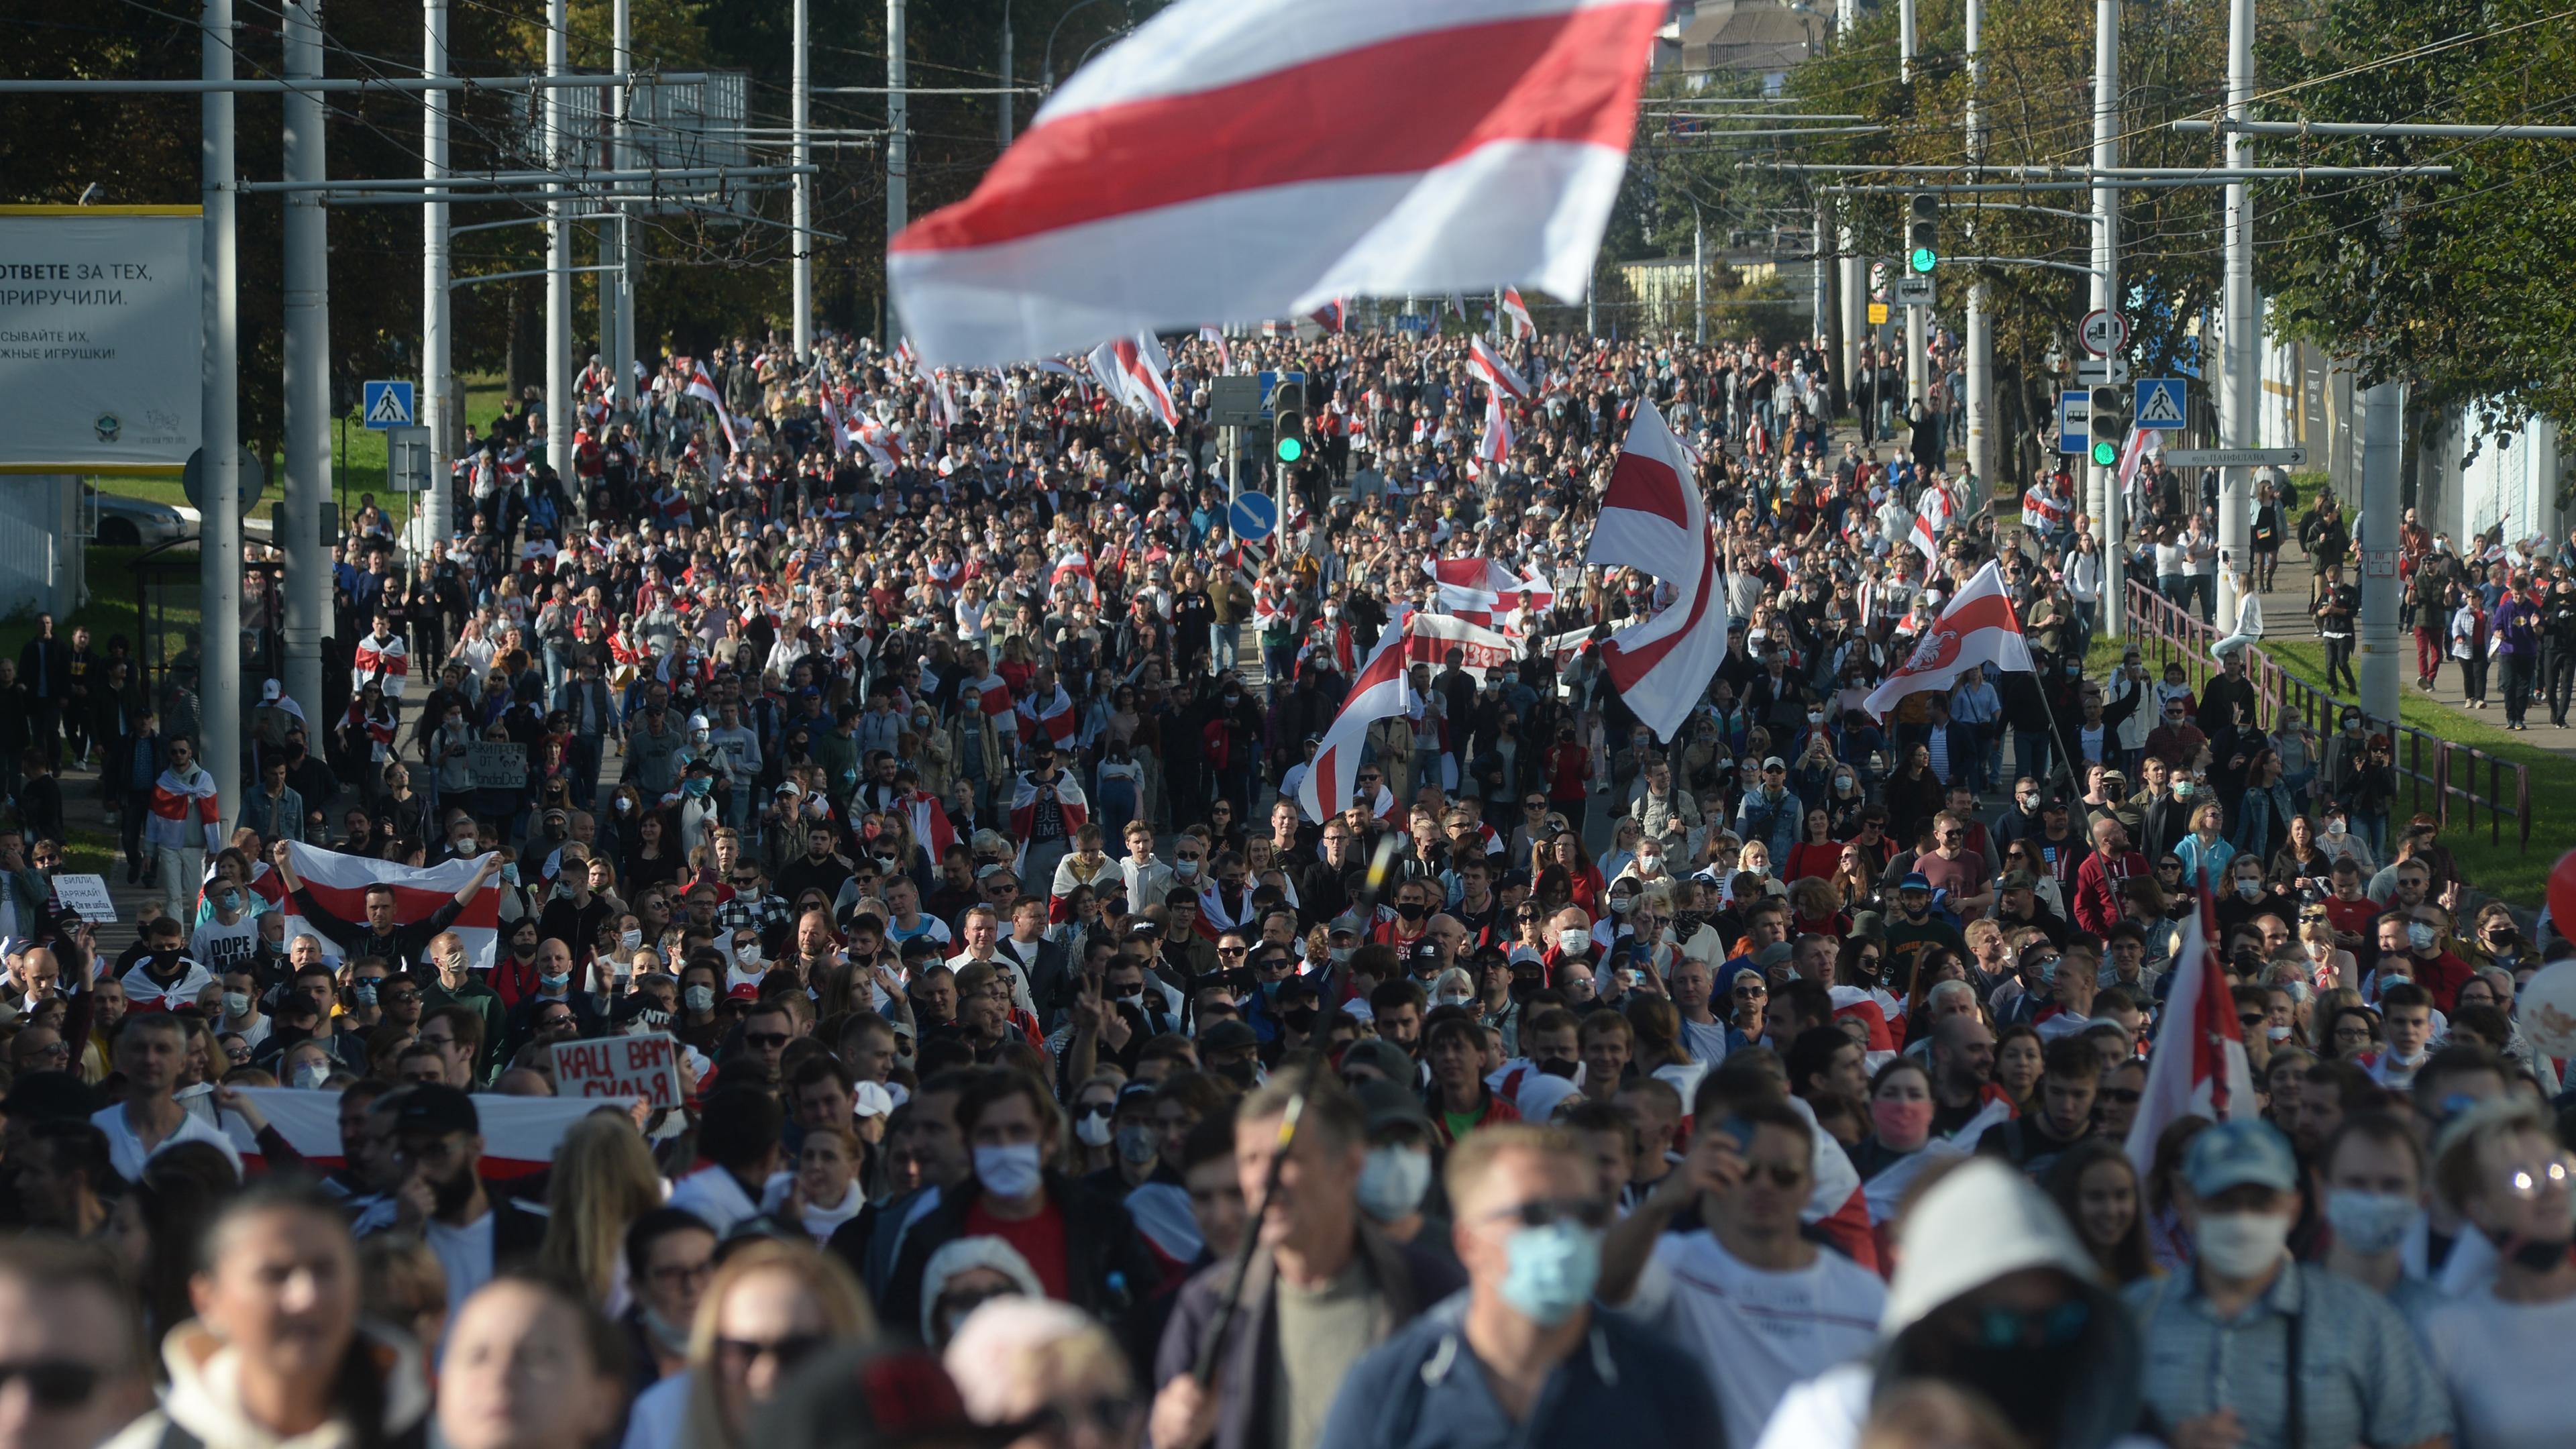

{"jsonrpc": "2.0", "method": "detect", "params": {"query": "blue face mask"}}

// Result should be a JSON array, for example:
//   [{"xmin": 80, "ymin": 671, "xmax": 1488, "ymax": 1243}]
[
  {"xmin": 500, "ymin": 863, "xmax": 519, "ymax": 885},
  {"xmin": 218, "ymin": 891, "xmax": 243, "ymax": 913},
  {"xmin": 352, "ymin": 981, "xmax": 379, "ymax": 1006},
  {"xmin": 684, "ymin": 776, "xmax": 712, "ymax": 797},
  {"xmin": 540, "ymin": 971, "xmax": 572, "ymax": 993},
  {"xmin": 1498, "ymin": 1221, "xmax": 1603, "ymax": 1327}
]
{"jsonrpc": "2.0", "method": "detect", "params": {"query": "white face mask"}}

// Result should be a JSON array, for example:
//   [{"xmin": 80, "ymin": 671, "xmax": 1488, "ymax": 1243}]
[
  {"xmin": 2194, "ymin": 1210, "xmax": 2292, "ymax": 1277},
  {"xmin": 1558, "ymin": 927, "xmax": 1591, "ymax": 955},
  {"xmin": 973, "ymin": 1142, "xmax": 1044, "ymax": 1199}
]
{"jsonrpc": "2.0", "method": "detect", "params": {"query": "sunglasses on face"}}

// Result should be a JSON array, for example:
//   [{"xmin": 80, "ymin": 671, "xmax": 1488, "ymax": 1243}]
[
  {"xmin": 743, "ymin": 1030, "xmax": 791, "ymax": 1050},
  {"xmin": 714, "ymin": 1333, "xmax": 828, "ymax": 1373},
  {"xmin": 0, "ymin": 1360, "xmax": 104, "ymax": 1410}
]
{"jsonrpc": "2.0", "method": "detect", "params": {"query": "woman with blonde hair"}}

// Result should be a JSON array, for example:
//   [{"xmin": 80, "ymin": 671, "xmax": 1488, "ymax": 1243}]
[
  {"xmin": 621, "ymin": 1238, "xmax": 875, "ymax": 1449},
  {"xmin": 539, "ymin": 1112, "xmax": 667, "ymax": 1316}
]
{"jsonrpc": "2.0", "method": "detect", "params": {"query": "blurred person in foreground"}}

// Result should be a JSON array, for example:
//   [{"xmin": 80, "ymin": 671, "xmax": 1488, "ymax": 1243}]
[
  {"xmin": 1319, "ymin": 1123, "xmax": 1719, "ymax": 1448},
  {"xmin": 947, "ymin": 1297, "xmax": 1142, "ymax": 1449},
  {"xmin": 435, "ymin": 1273, "xmax": 630, "ymax": 1449},
  {"xmin": 0, "ymin": 1236, "xmax": 157, "ymax": 1449},
  {"xmin": 107, "ymin": 1181, "xmax": 430, "ymax": 1449},
  {"xmin": 620, "ymin": 1237, "xmax": 874, "ymax": 1449},
  {"xmin": 1756, "ymin": 1157, "xmax": 2150, "ymax": 1449}
]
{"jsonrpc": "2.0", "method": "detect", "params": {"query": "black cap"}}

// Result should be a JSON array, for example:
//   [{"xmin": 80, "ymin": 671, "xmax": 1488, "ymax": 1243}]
[
  {"xmin": 752, "ymin": 1341, "xmax": 1018, "ymax": 1449},
  {"xmin": 1353, "ymin": 1078, "xmax": 1434, "ymax": 1140},
  {"xmin": 391, "ymin": 1083, "xmax": 479, "ymax": 1136},
  {"xmin": 1199, "ymin": 1019, "xmax": 1259, "ymax": 1054}
]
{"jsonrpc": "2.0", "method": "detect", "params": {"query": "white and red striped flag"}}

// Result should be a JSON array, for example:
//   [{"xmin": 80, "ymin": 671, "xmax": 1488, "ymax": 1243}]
[
  {"xmin": 2019, "ymin": 482, "xmax": 2069, "ymax": 531},
  {"xmin": 902, "ymin": 788, "xmax": 960, "ymax": 864},
  {"xmin": 2116, "ymin": 425, "xmax": 2158, "ymax": 490},
  {"xmin": 1500, "ymin": 286, "xmax": 1536, "ymax": 340},
  {"xmin": 1309, "ymin": 298, "xmax": 1349, "ymax": 333},
  {"xmin": 1468, "ymin": 334, "xmax": 1530, "ymax": 402},
  {"xmin": 226, "ymin": 1087, "xmax": 596, "ymax": 1181},
  {"xmin": 1862, "ymin": 559, "xmax": 2036, "ymax": 718},
  {"xmin": 684, "ymin": 363, "xmax": 741, "ymax": 452},
  {"xmin": 1909, "ymin": 482, "xmax": 1956, "ymax": 561},
  {"xmin": 816, "ymin": 383, "xmax": 854, "ymax": 459},
  {"xmin": 1474, "ymin": 392, "xmax": 1514, "ymax": 478},
  {"xmin": 276, "ymin": 843, "xmax": 501, "ymax": 971},
  {"xmin": 1400, "ymin": 609, "xmax": 1516, "ymax": 679},
  {"xmin": 1008, "ymin": 773, "xmax": 1089, "ymax": 873},
  {"xmin": 1197, "ymin": 324, "xmax": 1232, "ymax": 370},
  {"xmin": 1296, "ymin": 623, "xmax": 1415, "ymax": 824},
  {"xmin": 853, "ymin": 418, "xmax": 901, "ymax": 473},
  {"xmin": 1583, "ymin": 398, "xmax": 1727, "ymax": 741},
  {"xmin": 1016, "ymin": 680, "xmax": 1080, "ymax": 747},
  {"xmin": 888, "ymin": 0, "xmax": 1663, "ymax": 366},
  {"xmin": 2125, "ymin": 888, "xmax": 2257, "ymax": 1175},
  {"xmin": 1087, "ymin": 335, "xmax": 1179, "ymax": 427}
]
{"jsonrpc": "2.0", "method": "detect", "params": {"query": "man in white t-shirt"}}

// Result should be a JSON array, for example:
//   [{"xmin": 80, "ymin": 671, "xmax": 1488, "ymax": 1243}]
[
  {"xmin": 388, "ymin": 1083, "xmax": 545, "ymax": 1316},
  {"xmin": 1599, "ymin": 1097, "xmax": 1886, "ymax": 1449},
  {"xmin": 90, "ymin": 1012, "xmax": 240, "ymax": 1181}
]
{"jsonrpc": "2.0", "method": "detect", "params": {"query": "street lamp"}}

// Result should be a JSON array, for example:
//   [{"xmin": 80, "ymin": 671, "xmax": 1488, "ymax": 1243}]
[
  {"xmin": 999, "ymin": 0, "xmax": 1014, "ymax": 146},
  {"xmin": 1042, "ymin": 0, "xmax": 1114, "ymax": 93}
]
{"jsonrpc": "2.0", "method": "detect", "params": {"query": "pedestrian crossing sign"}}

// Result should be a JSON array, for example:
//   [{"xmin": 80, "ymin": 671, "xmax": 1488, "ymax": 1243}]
[
  {"xmin": 2135, "ymin": 377, "xmax": 2186, "ymax": 430},
  {"xmin": 362, "ymin": 380, "xmax": 416, "ymax": 429}
]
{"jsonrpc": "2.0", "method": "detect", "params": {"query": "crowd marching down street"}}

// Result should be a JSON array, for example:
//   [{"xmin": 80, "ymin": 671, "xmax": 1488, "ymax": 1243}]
[{"xmin": 7, "ymin": 1, "xmax": 2576, "ymax": 1448}]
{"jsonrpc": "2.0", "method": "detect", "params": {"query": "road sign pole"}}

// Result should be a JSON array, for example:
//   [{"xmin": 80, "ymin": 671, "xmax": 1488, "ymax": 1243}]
[
  {"xmin": 2216, "ymin": 0, "xmax": 2258, "ymax": 637},
  {"xmin": 282, "ymin": 0, "xmax": 328, "ymax": 720},
  {"xmin": 2091, "ymin": 0, "xmax": 2123, "ymax": 634}
]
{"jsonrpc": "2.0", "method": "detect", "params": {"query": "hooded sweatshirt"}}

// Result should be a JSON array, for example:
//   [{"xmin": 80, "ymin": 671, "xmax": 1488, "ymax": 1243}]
[
  {"xmin": 1752, "ymin": 1159, "xmax": 2155, "ymax": 1449},
  {"xmin": 105, "ymin": 1321, "xmax": 429, "ymax": 1449}
]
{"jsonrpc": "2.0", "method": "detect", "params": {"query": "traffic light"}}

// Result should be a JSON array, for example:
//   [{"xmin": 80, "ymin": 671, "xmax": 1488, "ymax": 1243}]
[
  {"xmin": 1907, "ymin": 194, "xmax": 1939, "ymax": 274},
  {"xmin": 2089, "ymin": 385, "xmax": 2125, "ymax": 468},
  {"xmin": 1271, "ymin": 380, "xmax": 1306, "ymax": 465}
]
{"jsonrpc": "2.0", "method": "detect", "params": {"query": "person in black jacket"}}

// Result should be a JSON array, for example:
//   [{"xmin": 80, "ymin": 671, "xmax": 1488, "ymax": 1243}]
[
  {"xmin": 387, "ymin": 1083, "xmax": 549, "ymax": 1316},
  {"xmin": 880, "ymin": 1067, "xmax": 1165, "ymax": 1352},
  {"xmin": 1148, "ymin": 1074, "xmax": 1467, "ymax": 1449},
  {"xmin": 270, "ymin": 840, "xmax": 501, "ymax": 975}
]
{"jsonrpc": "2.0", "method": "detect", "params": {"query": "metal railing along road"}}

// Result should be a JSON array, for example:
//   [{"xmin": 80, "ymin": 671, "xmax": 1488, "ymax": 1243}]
[{"xmin": 2123, "ymin": 580, "xmax": 2532, "ymax": 851}]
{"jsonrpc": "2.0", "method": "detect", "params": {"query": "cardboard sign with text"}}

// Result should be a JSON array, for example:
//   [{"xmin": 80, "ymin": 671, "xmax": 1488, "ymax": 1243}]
[{"xmin": 550, "ymin": 1032, "xmax": 682, "ymax": 1110}]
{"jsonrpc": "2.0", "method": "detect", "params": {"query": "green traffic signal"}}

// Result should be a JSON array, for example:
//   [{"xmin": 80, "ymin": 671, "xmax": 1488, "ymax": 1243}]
[
  {"xmin": 1909, "ymin": 246, "xmax": 1937, "ymax": 274},
  {"xmin": 1276, "ymin": 435, "xmax": 1305, "ymax": 464},
  {"xmin": 2091, "ymin": 440, "xmax": 2118, "ymax": 468}
]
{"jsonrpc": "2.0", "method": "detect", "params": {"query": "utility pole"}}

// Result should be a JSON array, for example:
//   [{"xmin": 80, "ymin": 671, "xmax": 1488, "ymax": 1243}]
[
  {"xmin": 421, "ymin": 0, "xmax": 452, "ymax": 545},
  {"xmin": 544, "ymin": 0, "xmax": 571, "ymax": 483},
  {"xmin": 887, "ymin": 0, "xmax": 908, "ymax": 309},
  {"xmin": 1811, "ymin": 195, "xmax": 1829, "ymax": 347},
  {"xmin": 2215, "ymin": 0, "xmax": 2256, "ymax": 631},
  {"xmin": 610, "ymin": 0, "xmax": 634, "ymax": 411},
  {"xmin": 1898, "ymin": 0, "xmax": 1917, "ymax": 82},
  {"xmin": 2357, "ymin": 380, "xmax": 2401, "ymax": 724},
  {"xmin": 2092, "ymin": 0, "xmax": 2124, "ymax": 633},
  {"xmin": 280, "ymin": 0, "xmax": 326, "ymax": 718},
  {"xmin": 998, "ymin": 0, "xmax": 1014, "ymax": 147},
  {"xmin": 791, "ymin": 0, "xmax": 812, "ymax": 359},
  {"xmin": 1964, "ymin": 0, "xmax": 1992, "ymax": 494},
  {"xmin": 201, "ymin": 0, "xmax": 241, "ymax": 833},
  {"xmin": 1901, "ymin": 11, "xmax": 1924, "ymax": 407},
  {"xmin": 1693, "ymin": 209, "xmax": 1705, "ymax": 344}
]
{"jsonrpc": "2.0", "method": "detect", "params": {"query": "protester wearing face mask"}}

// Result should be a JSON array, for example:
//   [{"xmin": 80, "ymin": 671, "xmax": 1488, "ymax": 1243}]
[
  {"xmin": 883, "ymin": 1071, "xmax": 1165, "ymax": 1345},
  {"xmin": 1150, "ymin": 1080, "xmax": 1464, "ymax": 1449},
  {"xmin": 2130, "ymin": 1120, "xmax": 2451, "ymax": 1449},
  {"xmin": 2420, "ymin": 1102, "xmax": 2576, "ymax": 1448},
  {"xmin": 2312, "ymin": 1112, "xmax": 2447, "ymax": 1322},
  {"xmin": 1323, "ymin": 1124, "xmax": 1720, "ymax": 1449}
]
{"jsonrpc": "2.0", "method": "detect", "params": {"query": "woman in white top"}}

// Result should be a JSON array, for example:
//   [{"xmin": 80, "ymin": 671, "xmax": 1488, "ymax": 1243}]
[
  {"xmin": 2060, "ymin": 533, "xmax": 2104, "ymax": 633},
  {"xmin": 2214, "ymin": 564, "xmax": 2265, "ymax": 659}
]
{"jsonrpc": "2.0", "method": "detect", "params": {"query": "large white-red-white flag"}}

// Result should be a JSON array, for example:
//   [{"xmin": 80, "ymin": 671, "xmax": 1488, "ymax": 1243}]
[
  {"xmin": 816, "ymin": 384, "xmax": 854, "ymax": 460},
  {"xmin": 1499, "ymin": 286, "xmax": 1536, "ymax": 340},
  {"xmin": 1474, "ymin": 392, "xmax": 1514, "ymax": 479},
  {"xmin": 1584, "ymin": 398, "xmax": 1725, "ymax": 741},
  {"xmin": 226, "ymin": 1087, "xmax": 595, "ymax": 1181},
  {"xmin": 684, "ymin": 363, "xmax": 741, "ymax": 452},
  {"xmin": 1861, "ymin": 559, "xmax": 2035, "ymax": 718},
  {"xmin": 1468, "ymin": 335, "xmax": 1530, "ymax": 402},
  {"xmin": 888, "ymin": 0, "xmax": 1664, "ymax": 367},
  {"xmin": 1427, "ymin": 556, "xmax": 1551, "ymax": 628},
  {"xmin": 1909, "ymin": 482, "xmax": 1956, "ymax": 560},
  {"xmin": 275, "ymin": 843, "xmax": 502, "ymax": 971},
  {"xmin": 1087, "ymin": 335, "xmax": 1180, "ymax": 427},
  {"xmin": 1297, "ymin": 623, "xmax": 1415, "ymax": 824},
  {"xmin": 2125, "ymin": 890, "xmax": 2257, "ymax": 1175},
  {"xmin": 1399, "ymin": 609, "xmax": 1517, "ymax": 679}
]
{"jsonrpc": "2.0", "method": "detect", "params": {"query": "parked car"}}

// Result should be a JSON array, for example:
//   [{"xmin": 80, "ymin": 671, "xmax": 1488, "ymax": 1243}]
[{"xmin": 86, "ymin": 487, "xmax": 191, "ymax": 547}]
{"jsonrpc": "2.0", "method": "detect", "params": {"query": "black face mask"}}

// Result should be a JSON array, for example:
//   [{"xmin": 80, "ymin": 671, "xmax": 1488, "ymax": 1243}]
[
  {"xmin": 2508, "ymin": 1236, "xmax": 2574, "ymax": 1273},
  {"xmin": 1394, "ymin": 900, "xmax": 1428, "ymax": 922},
  {"xmin": 1536, "ymin": 1057, "xmax": 1579, "ymax": 1079},
  {"xmin": 1280, "ymin": 1006, "xmax": 1318, "ymax": 1034}
]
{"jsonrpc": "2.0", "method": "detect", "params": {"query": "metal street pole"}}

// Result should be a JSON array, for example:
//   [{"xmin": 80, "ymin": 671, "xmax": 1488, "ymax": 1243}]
[
  {"xmin": 998, "ymin": 0, "xmax": 1014, "ymax": 148},
  {"xmin": 610, "ymin": 0, "xmax": 634, "ymax": 410},
  {"xmin": 422, "ymin": 0, "xmax": 452, "ymax": 545},
  {"xmin": 545, "ymin": 0, "xmax": 570, "ymax": 483},
  {"xmin": 1898, "ymin": 0, "xmax": 1917, "ymax": 82},
  {"xmin": 201, "ymin": 0, "xmax": 241, "ymax": 832},
  {"xmin": 1902, "ymin": 10, "xmax": 1924, "ymax": 409},
  {"xmin": 1964, "ymin": 0, "xmax": 1992, "ymax": 494},
  {"xmin": 2092, "ymin": 0, "xmax": 2124, "ymax": 633},
  {"xmin": 1693, "ymin": 209, "xmax": 1705, "ymax": 344},
  {"xmin": 2357, "ymin": 380, "xmax": 2402, "ymax": 724},
  {"xmin": 2216, "ymin": 0, "xmax": 2257, "ymax": 631},
  {"xmin": 887, "ymin": 0, "xmax": 908, "ymax": 306},
  {"xmin": 791, "ymin": 0, "xmax": 812, "ymax": 358},
  {"xmin": 281, "ymin": 0, "xmax": 326, "ymax": 718}
]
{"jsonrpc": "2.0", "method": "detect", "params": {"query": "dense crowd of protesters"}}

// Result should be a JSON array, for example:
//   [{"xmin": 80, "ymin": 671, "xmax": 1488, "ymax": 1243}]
[{"xmin": 0, "ymin": 315, "xmax": 2569, "ymax": 1449}]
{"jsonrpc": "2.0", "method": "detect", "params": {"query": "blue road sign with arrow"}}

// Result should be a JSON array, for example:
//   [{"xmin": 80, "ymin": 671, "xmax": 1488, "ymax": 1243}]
[{"xmin": 1228, "ymin": 491, "xmax": 1279, "ymax": 541}]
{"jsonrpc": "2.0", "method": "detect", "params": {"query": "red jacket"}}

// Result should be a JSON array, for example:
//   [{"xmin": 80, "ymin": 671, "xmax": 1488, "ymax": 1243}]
[{"xmin": 2072, "ymin": 848, "xmax": 2151, "ymax": 938}]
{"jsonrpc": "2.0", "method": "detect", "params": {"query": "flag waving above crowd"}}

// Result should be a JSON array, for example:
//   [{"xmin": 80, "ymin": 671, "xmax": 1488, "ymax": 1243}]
[
  {"xmin": 888, "ymin": 0, "xmax": 1665, "ymax": 366},
  {"xmin": 1862, "ymin": 558, "xmax": 2034, "ymax": 717},
  {"xmin": 1586, "ymin": 398, "xmax": 1727, "ymax": 741}
]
